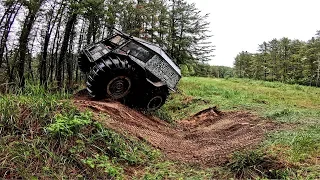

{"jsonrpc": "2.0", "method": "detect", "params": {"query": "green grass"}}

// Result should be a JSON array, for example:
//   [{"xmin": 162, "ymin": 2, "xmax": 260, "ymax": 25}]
[
  {"xmin": 162, "ymin": 77, "xmax": 320, "ymax": 179},
  {"xmin": 164, "ymin": 77, "xmax": 320, "ymax": 122},
  {"xmin": 1, "ymin": 78, "xmax": 320, "ymax": 179}
]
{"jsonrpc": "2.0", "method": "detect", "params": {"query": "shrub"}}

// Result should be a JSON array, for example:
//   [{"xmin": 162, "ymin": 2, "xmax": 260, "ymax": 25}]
[{"xmin": 47, "ymin": 112, "xmax": 92, "ymax": 137}]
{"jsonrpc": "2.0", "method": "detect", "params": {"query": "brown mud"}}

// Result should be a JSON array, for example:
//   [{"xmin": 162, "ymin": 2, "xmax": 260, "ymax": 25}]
[{"xmin": 72, "ymin": 90, "xmax": 276, "ymax": 166}]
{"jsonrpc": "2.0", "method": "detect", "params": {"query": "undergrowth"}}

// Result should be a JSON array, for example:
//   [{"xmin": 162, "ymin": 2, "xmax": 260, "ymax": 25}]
[
  {"xmin": 0, "ymin": 84, "xmax": 212, "ymax": 179},
  {"xmin": 0, "ymin": 85, "xmax": 161, "ymax": 179}
]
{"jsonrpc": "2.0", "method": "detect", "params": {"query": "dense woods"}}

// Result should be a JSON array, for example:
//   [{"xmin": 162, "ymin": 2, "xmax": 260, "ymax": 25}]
[
  {"xmin": 234, "ymin": 32, "xmax": 320, "ymax": 86},
  {"xmin": 0, "ymin": 0, "xmax": 215, "ymax": 90}
]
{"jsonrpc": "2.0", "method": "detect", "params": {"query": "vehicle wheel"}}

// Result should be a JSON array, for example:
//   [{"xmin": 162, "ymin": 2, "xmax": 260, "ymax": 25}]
[
  {"xmin": 86, "ymin": 55, "xmax": 132, "ymax": 99},
  {"xmin": 78, "ymin": 52, "xmax": 92, "ymax": 73},
  {"xmin": 143, "ymin": 87, "xmax": 168, "ymax": 111}
]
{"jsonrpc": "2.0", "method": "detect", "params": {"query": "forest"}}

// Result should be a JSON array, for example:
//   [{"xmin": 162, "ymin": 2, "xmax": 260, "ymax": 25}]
[
  {"xmin": 234, "ymin": 33, "xmax": 320, "ymax": 86},
  {"xmin": 0, "ymin": 0, "xmax": 216, "ymax": 90}
]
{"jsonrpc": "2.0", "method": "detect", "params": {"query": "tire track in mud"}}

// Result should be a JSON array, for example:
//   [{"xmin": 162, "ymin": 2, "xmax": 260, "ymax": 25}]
[{"xmin": 73, "ymin": 92, "xmax": 276, "ymax": 166}]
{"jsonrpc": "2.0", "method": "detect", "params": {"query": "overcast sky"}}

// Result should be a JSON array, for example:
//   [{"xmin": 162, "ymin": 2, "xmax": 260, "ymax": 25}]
[{"xmin": 186, "ymin": 0, "xmax": 320, "ymax": 67}]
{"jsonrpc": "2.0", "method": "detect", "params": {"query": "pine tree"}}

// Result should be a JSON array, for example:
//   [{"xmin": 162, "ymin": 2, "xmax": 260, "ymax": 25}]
[{"xmin": 168, "ymin": 0, "xmax": 214, "ymax": 65}]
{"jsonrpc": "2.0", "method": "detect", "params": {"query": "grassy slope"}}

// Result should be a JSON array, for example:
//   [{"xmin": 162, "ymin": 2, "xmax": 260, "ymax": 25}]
[
  {"xmin": 163, "ymin": 77, "xmax": 320, "ymax": 178},
  {"xmin": 0, "ymin": 78, "xmax": 319, "ymax": 179},
  {"xmin": 0, "ymin": 85, "xmax": 210, "ymax": 179}
]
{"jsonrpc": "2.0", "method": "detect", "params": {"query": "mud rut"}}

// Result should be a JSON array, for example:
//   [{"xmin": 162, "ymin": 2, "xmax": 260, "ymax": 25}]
[{"xmin": 73, "ymin": 91, "xmax": 275, "ymax": 166}]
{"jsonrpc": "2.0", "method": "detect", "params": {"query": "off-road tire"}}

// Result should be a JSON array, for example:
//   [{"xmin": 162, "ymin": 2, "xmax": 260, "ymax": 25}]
[
  {"xmin": 142, "ymin": 87, "xmax": 169, "ymax": 111},
  {"xmin": 86, "ymin": 55, "xmax": 132, "ymax": 99},
  {"xmin": 78, "ymin": 53, "xmax": 92, "ymax": 73}
]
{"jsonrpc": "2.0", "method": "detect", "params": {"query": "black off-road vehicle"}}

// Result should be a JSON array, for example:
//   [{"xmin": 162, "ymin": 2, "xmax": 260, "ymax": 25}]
[{"xmin": 78, "ymin": 29, "xmax": 181, "ymax": 110}]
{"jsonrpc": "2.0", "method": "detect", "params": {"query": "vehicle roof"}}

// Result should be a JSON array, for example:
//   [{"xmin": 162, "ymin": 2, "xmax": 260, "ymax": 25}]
[{"xmin": 117, "ymin": 32, "xmax": 181, "ymax": 75}]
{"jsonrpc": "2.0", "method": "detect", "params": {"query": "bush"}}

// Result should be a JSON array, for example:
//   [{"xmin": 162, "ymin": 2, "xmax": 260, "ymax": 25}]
[{"xmin": 47, "ymin": 112, "xmax": 92, "ymax": 137}]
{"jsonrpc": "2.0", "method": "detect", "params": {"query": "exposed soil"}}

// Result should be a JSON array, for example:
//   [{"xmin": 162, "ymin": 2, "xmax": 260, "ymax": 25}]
[{"xmin": 72, "ymin": 90, "xmax": 276, "ymax": 166}]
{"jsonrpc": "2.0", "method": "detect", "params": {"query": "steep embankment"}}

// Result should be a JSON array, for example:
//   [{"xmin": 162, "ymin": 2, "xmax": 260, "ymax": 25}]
[{"xmin": 73, "ymin": 91, "xmax": 276, "ymax": 166}]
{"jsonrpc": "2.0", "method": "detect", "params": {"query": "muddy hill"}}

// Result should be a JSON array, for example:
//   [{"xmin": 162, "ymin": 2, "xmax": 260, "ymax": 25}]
[{"xmin": 73, "ymin": 91, "xmax": 275, "ymax": 166}]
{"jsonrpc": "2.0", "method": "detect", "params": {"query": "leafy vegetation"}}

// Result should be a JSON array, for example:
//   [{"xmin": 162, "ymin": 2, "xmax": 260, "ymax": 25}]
[{"xmin": 47, "ymin": 112, "xmax": 92, "ymax": 137}]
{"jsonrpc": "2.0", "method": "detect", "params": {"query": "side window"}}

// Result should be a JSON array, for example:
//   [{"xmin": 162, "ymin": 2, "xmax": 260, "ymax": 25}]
[{"xmin": 121, "ymin": 42, "xmax": 154, "ymax": 62}]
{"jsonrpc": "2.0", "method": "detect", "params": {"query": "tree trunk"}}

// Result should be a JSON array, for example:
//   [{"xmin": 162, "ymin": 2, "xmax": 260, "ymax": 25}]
[
  {"xmin": 50, "ymin": 24, "xmax": 61, "ymax": 82},
  {"xmin": 40, "ymin": 5, "xmax": 59, "ymax": 86},
  {"xmin": 27, "ymin": 29, "xmax": 39, "ymax": 81},
  {"xmin": 316, "ymin": 56, "xmax": 320, "ymax": 87},
  {"xmin": 0, "ymin": 3, "xmax": 21, "ymax": 68},
  {"xmin": 170, "ymin": 0, "xmax": 176, "ymax": 57},
  {"xmin": 87, "ymin": 18, "xmax": 93, "ymax": 44},
  {"xmin": 0, "ymin": 1, "xmax": 16, "ymax": 26},
  {"xmin": 56, "ymin": 13, "xmax": 77, "ymax": 88},
  {"xmin": 17, "ymin": 7, "xmax": 40, "ymax": 87},
  {"xmin": 76, "ymin": 22, "xmax": 85, "ymax": 83},
  {"xmin": 67, "ymin": 22, "xmax": 76, "ymax": 87},
  {"xmin": 40, "ymin": 30, "xmax": 50, "ymax": 85}
]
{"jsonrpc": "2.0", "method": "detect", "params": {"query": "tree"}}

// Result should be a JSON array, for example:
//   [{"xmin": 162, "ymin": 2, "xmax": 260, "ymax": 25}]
[
  {"xmin": 82, "ymin": 0, "xmax": 105, "ymax": 44},
  {"xmin": 268, "ymin": 39, "xmax": 279, "ymax": 81},
  {"xmin": 168, "ymin": 0, "xmax": 214, "ymax": 65},
  {"xmin": 17, "ymin": 0, "xmax": 46, "ymax": 88},
  {"xmin": 40, "ymin": 0, "xmax": 64, "ymax": 86},
  {"xmin": 0, "ymin": 0, "xmax": 21, "ymax": 69},
  {"xmin": 234, "ymin": 51, "xmax": 254, "ymax": 78},
  {"xmin": 257, "ymin": 41, "xmax": 269, "ymax": 80},
  {"xmin": 56, "ymin": 0, "xmax": 80, "ymax": 88}
]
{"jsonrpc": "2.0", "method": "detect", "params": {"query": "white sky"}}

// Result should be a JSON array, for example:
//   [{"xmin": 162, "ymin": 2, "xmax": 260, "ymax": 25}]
[{"xmin": 186, "ymin": 0, "xmax": 320, "ymax": 67}]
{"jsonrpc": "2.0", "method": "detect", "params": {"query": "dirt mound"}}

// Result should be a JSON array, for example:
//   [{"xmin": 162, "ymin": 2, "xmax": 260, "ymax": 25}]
[{"xmin": 72, "ymin": 91, "xmax": 276, "ymax": 166}]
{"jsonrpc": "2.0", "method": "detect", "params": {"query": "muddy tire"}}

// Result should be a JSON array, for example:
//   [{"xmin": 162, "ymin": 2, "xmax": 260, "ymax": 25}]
[
  {"xmin": 142, "ymin": 87, "xmax": 168, "ymax": 111},
  {"xmin": 78, "ymin": 52, "xmax": 92, "ymax": 73},
  {"xmin": 86, "ymin": 55, "xmax": 132, "ymax": 99}
]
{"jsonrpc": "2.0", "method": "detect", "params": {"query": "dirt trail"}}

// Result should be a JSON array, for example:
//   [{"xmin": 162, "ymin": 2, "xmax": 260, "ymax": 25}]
[{"xmin": 73, "ymin": 91, "xmax": 276, "ymax": 166}]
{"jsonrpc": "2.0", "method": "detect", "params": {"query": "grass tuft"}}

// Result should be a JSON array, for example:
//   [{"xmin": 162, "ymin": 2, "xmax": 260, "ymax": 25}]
[{"xmin": 227, "ymin": 150, "xmax": 294, "ymax": 179}]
